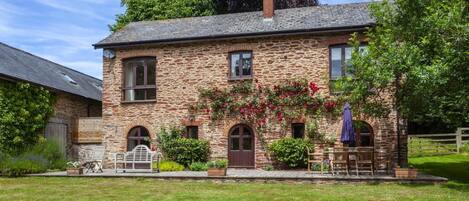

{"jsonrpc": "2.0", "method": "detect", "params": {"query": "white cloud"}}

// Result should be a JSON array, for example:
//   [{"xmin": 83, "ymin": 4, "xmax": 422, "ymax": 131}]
[{"xmin": 34, "ymin": 0, "xmax": 113, "ymax": 22}]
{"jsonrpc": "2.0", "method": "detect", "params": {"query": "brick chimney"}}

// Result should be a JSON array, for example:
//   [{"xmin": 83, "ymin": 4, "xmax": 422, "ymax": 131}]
[{"xmin": 263, "ymin": 0, "xmax": 275, "ymax": 19}]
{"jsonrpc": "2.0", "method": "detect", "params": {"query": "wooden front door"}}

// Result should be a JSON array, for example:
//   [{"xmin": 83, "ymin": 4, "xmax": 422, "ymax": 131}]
[{"xmin": 228, "ymin": 124, "xmax": 254, "ymax": 168}]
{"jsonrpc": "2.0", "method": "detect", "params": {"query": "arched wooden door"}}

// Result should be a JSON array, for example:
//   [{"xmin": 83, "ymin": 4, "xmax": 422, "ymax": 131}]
[{"xmin": 228, "ymin": 124, "xmax": 255, "ymax": 168}]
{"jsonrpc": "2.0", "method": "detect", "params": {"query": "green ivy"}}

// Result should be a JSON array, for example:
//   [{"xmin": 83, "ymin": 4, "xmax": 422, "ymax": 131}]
[{"xmin": 0, "ymin": 81, "xmax": 55, "ymax": 155}]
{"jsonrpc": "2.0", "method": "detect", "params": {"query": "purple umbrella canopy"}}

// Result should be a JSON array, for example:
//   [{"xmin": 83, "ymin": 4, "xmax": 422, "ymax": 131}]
[{"xmin": 340, "ymin": 103, "xmax": 355, "ymax": 145}]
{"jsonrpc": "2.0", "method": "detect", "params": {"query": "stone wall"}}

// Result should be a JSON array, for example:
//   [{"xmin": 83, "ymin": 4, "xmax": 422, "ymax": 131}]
[
  {"xmin": 101, "ymin": 33, "xmax": 403, "ymax": 169},
  {"xmin": 50, "ymin": 92, "xmax": 102, "ymax": 158}
]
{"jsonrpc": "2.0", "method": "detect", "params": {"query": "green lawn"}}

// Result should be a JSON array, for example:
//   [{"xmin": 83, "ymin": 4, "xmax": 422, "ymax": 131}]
[{"xmin": 1, "ymin": 154, "xmax": 468, "ymax": 201}]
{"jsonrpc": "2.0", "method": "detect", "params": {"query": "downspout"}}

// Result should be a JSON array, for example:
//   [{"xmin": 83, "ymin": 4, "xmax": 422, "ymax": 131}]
[{"xmin": 394, "ymin": 74, "xmax": 402, "ymax": 167}]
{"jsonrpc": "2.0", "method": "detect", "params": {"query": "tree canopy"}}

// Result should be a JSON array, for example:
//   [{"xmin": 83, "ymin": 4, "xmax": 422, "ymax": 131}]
[
  {"xmin": 338, "ymin": 0, "xmax": 469, "ymax": 129},
  {"xmin": 110, "ymin": 0, "xmax": 319, "ymax": 32}
]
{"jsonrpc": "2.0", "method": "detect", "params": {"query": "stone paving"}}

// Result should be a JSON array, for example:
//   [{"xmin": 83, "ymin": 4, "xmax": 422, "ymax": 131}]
[{"xmin": 31, "ymin": 169, "xmax": 447, "ymax": 184}]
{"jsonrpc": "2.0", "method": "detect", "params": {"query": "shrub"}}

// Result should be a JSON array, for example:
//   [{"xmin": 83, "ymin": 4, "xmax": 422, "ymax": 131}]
[
  {"xmin": 29, "ymin": 140, "xmax": 67, "ymax": 170},
  {"xmin": 155, "ymin": 161, "xmax": 184, "ymax": 172},
  {"xmin": 0, "ymin": 151, "xmax": 9, "ymax": 170},
  {"xmin": 263, "ymin": 165, "xmax": 274, "ymax": 171},
  {"xmin": 207, "ymin": 159, "xmax": 228, "ymax": 169},
  {"xmin": 157, "ymin": 127, "xmax": 210, "ymax": 167},
  {"xmin": 461, "ymin": 143, "xmax": 469, "ymax": 153},
  {"xmin": 1, "ymin": 155, "xmax": 48, "ymax": 177},
  {"xmin": 189, "ymin": 162, "xmax": 208, "ymax": 171},
  {"xmin": 268, "ymin": 138, "xmax": 311, "ymax": 168}
]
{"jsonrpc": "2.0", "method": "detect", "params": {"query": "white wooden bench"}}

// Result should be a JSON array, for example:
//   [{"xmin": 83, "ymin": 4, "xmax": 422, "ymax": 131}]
[{"xmin": 112, "ymin": 145, "xmax": 160, "ymax": 173}]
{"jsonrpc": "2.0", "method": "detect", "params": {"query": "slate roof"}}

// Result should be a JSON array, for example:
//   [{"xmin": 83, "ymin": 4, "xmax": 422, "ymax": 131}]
[
  {"xmin": 0, "ymin": 42, "xmax": 102, "ymax": 101},
  {"xmin": 94, "ymin": 2, "xmax": 374, "ymax": 48}
]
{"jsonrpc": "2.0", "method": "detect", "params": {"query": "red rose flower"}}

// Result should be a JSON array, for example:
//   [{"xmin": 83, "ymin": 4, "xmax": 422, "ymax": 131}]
[{"xmin": 309, "ymin": 82, "xmax": 319, "ymax": 94}]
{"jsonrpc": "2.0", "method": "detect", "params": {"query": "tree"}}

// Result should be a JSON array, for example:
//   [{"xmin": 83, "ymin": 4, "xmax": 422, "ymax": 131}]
[
  {"xmin": 110, "ymin": 0, "xmax": 319, "ymax": 32},
  {"xmin": 0, "ymin": 81, "xmax": 55, "ymax": 154},
  {"xmin": 216, "ymin": 0, "xmax": 318, "ymax": 14},
  {"xmin": 337, "ymin": 0, "xmax": 469, "ymax": 164},
  {"xmin": 110, "ymin": 0, "xmax": 216, "ymax": 32}
]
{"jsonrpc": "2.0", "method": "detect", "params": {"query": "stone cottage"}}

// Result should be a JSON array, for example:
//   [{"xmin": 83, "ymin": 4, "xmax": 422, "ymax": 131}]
[
  {"xmin": 0, "ymin": 42, "xmax": 103, "ymax": 159},
  {"xmin": 94, "ymin": 1, "xmax": 406, "ymax": 169}
]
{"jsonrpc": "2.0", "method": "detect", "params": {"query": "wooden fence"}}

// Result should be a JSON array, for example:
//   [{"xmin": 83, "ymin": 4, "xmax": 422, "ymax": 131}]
[{"xmin": 408, "ymin": 127, "xmax": 469, "ymax": 156}]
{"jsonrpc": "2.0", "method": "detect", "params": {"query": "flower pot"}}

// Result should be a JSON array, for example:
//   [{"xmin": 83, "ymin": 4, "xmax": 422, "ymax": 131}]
[
  {"xmin": 67, "ymin": 167, "xmax": 83, "ymax": 176},
  {"xmin": 395, "ymin": 167, "xmax": 417, "ymax": 179},
  {"xmin": 207, "ymin": 168, "xmax": 227, "ymax": 176}
]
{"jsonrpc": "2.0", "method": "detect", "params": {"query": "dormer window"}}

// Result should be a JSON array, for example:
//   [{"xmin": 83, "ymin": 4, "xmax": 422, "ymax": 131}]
[
  {"xmin": 229, "ymin": 51, "xmax": 252, "ymax": 80},
  {"xmin": 123, "ymin": 57, "xmax": 156, "ymax": 101}
]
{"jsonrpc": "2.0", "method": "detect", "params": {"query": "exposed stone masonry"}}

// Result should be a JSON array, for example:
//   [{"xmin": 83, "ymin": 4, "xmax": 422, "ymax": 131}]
[{"xmin": 101, "ymin": 33, "xmax": 404, "ymax": 169}]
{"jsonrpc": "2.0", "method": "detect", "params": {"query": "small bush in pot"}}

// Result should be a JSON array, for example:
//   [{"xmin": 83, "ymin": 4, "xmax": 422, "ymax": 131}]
[
  {"xmin": 66, "ymin": 161, "xmax": 83, "ymax": 176},
  {"xmin": 189, "ymin": 162, "xmax": 208, "ymax": 171},
  {"xmin": 268, "ymin": 137, "xmax": 312, "ymax": 168},
  {"xmin": 207, "ymin": 159, "xmax": 228, "ymax": 176}
]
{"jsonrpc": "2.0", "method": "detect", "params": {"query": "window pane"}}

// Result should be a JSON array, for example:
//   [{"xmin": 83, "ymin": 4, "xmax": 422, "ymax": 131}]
[
  {"xmin": 124, "ymin": 64, "xmax": 134, "ymax": 88},
  {"xmin": 231, "ymin": 54, "xmax": 240, "ymax": 77},
  {"xmin": 242, "ymin": 53, "xmax": 252, "ymax": 76},
  {"xmin": 139, "ymin": 127, "xmax": 149, "ymax": 137},
  {"xmin": 292, "ymin": 123, "xmax": 305, "ymax": 139},
  {"xmin": 231, "ymin": 137, "xmax": 239, "ymax": 150},
  {"xmin": 135, "ymin": 89, "xmax": 146, "ymax": 100},
  {"xmin": 243, "ymin": 128, "xmax": 251, "ymax": 136},
  {"xmin": 242, "ymin": 137, "xmax": 252, "ymax": 150},
  {"xmin": 186, "ymin": 126, "xmax": 198, "ymax": 139},
  {"xmin": 331, "ymin": 48, "xmax": 342, "ymax": 79},
  {"xmin": 136, "ymin": 63, "xmax": 145, "ymax": 85},
  {"xmin": 124, "ymin": 89, "xmax": 135, "ymax": 101},
  {"xmin": 127, "ymin": 139, "xmax": 137, "ymax": 151},
  {"xmin": 147, "ymin": 89, "xmax": 156, "ymax": 100},
  {"xmin": 231, "ymin": 127, "xmax": 239, "ymax": 135},
  {"xmin": 146, "ymin": 59, "xmax": 156, "ymax": 85}
]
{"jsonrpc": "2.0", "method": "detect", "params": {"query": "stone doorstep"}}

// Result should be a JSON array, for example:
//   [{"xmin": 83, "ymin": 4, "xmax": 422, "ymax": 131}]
[{"xmin": 28, "ymin": 170, "xmax": 447, "ymax": 185}]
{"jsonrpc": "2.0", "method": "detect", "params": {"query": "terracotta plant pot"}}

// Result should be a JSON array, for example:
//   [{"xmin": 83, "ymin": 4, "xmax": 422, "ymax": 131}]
[
  {"xmin": 207, "ymin": 168, "xmax": 227, "ymax": 176},
  {"xmin": 67, "ymin": 167, "xmax": 83, "ymax": 176},
  {"xmin": 395, "ymin": 167, "xmax": 418, "ymax": 179}
]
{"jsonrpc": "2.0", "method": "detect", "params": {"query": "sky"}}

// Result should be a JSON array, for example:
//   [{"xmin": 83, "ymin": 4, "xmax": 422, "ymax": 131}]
[{"xmin": 0, "ymin": 0, "xmax": 370, "ymax": 79}]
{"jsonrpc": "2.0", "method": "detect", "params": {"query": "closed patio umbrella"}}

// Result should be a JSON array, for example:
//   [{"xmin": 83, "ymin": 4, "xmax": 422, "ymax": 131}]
[{"xmin": 340, "ymin": 103, "xmax": 355, "ymax": 145}]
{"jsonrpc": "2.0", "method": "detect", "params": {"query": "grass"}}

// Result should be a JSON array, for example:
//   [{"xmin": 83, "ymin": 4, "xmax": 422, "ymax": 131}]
[{"xmin": 0, "ymin": 154, "xmax": 468, "ymax": 201}]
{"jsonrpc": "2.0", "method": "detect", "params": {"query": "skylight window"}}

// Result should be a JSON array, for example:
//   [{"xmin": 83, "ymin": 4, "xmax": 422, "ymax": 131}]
[
  {"xmin": 62, "ymin": 73, "xmax": 77, "ymax": 85},
  {"xmin": 93, "ymin": 83, "xmax": 103, "ymax": 91}
]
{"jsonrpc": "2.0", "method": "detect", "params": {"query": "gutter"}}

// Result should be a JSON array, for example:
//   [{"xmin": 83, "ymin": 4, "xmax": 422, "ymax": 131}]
[{"xmin": 93, "ymin": 24, "xmax": 374, "ymax": 49}]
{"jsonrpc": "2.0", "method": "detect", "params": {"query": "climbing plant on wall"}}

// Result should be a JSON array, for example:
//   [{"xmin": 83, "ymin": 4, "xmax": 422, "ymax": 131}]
[
  {"xmin": 0, "ymin": 81, "xmax": 56, "ymax": 154},
  {"xmin": 190, "ymin": 79, "xmax": 339, "ymax": 134}
]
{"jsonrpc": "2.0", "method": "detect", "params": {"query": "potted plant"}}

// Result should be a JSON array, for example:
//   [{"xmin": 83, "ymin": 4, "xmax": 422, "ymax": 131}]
[
  {"xmin": 66, "ymin": 161, "xmax": 83, "ymax": 176},
  {"xmin": 207, "ymin": 159, "xmax": 228, "ymax": 176},
  {"xmin": 395, "ymin": 166, "xmax": 418, "ymax": 179}
]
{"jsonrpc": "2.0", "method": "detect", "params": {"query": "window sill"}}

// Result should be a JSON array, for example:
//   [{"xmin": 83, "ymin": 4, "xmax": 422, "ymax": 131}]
[
  {"xmin": 121, "ymin": 100, "xmax": 156, "ymax": 104},
  {"xmin": 228, "ymin": 77, "xmax": 253, "ymax": 81}
]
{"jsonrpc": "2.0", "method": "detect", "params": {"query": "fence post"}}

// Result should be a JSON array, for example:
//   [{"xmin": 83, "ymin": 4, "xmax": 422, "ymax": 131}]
[{"xmin": 456, "ymin": 128, "xmax": 462, "ymax": 153}]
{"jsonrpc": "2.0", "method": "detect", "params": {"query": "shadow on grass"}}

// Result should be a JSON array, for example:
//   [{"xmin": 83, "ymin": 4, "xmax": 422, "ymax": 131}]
[{"xmin": 409, "ymin": 160, "xmax": 469, "ymax": 192}]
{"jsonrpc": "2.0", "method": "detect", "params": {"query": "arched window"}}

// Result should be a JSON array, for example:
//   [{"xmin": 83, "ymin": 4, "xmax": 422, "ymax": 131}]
[
  {"xmin": 354, "ymin": 121, "xmax": 373, "ymax": 147},
  {"xmin": 127, "ymin": 126, "xmax": 150, "ymax": 151}
]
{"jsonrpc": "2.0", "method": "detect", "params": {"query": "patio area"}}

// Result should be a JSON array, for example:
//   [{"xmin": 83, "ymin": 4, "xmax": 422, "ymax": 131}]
[{"xmin": 30, "ymin": 169, "xmax": 447, "ymax": 184}]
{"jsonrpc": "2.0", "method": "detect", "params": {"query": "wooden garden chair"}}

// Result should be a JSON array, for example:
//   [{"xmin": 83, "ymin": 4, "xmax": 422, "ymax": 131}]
[
  {"xmin": 330, "ymin": 147, "xmax": 349, "ymax": 176},
  {"xmin": 307, "ymin": 147, "xmax": 326, "ymax": 175},
  {"xmin": 356, "ymin": 147, "xmax": 374, "ymax": 176}
]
